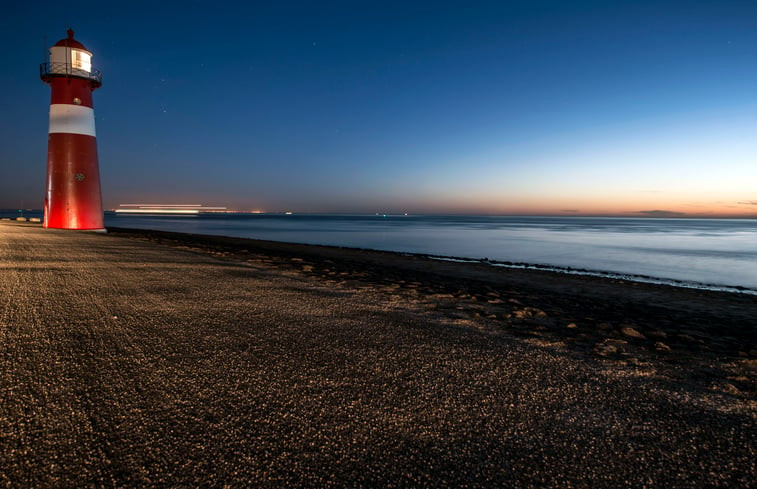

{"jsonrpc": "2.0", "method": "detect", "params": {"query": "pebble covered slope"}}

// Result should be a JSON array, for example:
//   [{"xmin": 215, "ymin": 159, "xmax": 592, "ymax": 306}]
[{"xmin": 0, "ymin": 223, "xmax": 754, "ymax": 488}]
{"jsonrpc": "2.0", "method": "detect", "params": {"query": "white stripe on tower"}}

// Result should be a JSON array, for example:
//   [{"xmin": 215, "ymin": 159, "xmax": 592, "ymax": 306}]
[{"xmin": 48, "ymin": 104, "xmax": 96, "ymax": 137}]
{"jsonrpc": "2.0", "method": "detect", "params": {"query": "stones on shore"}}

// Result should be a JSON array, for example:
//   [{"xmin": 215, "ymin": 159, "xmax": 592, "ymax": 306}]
[
  {"xmin": 654, "ymin": 342, "xmax": 672, "ymax": 352},
  {"xmin": 711, "ymin": 381, "xmax": 742, "ymax": 395},
  {"xmin": 594, "ymin": 339, "xmax": 628, "ymax": 357},
  {"xmin": 647, "ymin": 330, "xmax": 667, "ymax": 339},
  {"xmin": 512, "ymin": 307, "xmax": 548, "ymax": 319},
  {"xmin": 596, "ymin": 343, "xmax": 618, "ymax": 356},
  {"xmin": 620, "ymin": 326, "xmax": 646, "ymax": 340},
  {"xmin": 430, "ymin": 293, "xmax": 455, "ymax": 300}
]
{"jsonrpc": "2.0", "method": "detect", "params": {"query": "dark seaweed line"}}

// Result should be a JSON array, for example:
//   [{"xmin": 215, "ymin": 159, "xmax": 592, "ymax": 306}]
[{"xmin": 421, "ymin": 254, "xmax": 757, "ymax": 296}]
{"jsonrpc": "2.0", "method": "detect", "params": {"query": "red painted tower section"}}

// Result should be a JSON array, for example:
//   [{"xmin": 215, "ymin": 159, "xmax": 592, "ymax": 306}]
[{"xmin": 40, "ymin": 29, "xmax": 105, "ymax": 230}]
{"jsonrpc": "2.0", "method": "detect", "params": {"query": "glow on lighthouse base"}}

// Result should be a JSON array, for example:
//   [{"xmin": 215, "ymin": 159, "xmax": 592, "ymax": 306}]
[{"xmin": 44, "ymin": 132, "xmax": 105, "ymax": 231}]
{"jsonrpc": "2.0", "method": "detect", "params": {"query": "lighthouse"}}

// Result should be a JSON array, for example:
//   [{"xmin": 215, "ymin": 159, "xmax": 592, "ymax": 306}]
[{"xmin": 40, "ymin": 29, "xmax": 105, "ymax": 230}]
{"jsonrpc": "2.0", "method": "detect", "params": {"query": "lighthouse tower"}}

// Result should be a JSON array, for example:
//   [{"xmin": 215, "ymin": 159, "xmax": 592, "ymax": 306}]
[{"xmin": 40, "ymin": 29, "xmax": 104, "ymax": 230}]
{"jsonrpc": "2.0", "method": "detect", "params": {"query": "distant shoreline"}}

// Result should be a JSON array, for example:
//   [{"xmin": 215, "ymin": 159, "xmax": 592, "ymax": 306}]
[
  {"xmin": 2, "ymin": 209, "xmax": 757, "ymax": 219},
  {"xmin": 106, "ymin": 210, "xmax": 757, "ymax": 219}
]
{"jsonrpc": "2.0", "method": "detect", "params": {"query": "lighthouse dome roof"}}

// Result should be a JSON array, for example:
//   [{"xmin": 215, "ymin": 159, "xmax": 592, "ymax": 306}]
[{"xmin": 53, "ymin": 29, "xmax": 88, "ymax": 51}]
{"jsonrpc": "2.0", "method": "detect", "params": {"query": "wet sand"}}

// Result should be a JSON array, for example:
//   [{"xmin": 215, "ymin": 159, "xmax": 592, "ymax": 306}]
[{"xmin": 1, "ymin": 222, "xmax": 755, "ymax": 487}]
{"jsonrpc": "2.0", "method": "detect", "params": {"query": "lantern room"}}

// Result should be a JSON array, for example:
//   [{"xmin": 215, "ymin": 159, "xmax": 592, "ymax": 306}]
[{"xmin": 40, "ymin": 29, "xmax": 102, "ymax": 87}]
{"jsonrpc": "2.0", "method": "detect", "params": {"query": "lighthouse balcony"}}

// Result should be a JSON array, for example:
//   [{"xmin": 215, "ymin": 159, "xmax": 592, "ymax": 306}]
[{"xmin": 40, "ymin": 62, "xmax": 102, "ymax": 87}]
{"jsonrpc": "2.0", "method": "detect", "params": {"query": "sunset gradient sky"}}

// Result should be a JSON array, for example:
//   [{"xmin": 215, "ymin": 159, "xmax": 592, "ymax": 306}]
[{"xmin": 1, "ymin": 0, "xmax": 756, "ymax": 216}]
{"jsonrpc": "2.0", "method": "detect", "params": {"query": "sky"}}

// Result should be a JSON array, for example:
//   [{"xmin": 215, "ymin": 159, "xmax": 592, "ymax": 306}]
[{"xmin": 1, "ymin": 0, "xmax": 756, "ymax": 216}]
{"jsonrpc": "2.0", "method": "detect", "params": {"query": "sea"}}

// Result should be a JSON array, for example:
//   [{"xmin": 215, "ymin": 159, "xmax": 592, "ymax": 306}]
[{"xmin": 4, "ymin": 210, "xmax": 757, "ymax": 294}]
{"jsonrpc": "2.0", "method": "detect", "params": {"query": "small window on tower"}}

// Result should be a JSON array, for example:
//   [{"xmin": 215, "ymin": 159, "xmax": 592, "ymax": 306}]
[{"xmin": 71, "ymin": 50, "xmax": 91, "ymax": 73}]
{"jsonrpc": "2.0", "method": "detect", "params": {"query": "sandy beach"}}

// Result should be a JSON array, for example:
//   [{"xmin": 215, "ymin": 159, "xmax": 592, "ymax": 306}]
[{"xmin": 1, "ymin": 222, "xmax": 754, "ymax": 487}]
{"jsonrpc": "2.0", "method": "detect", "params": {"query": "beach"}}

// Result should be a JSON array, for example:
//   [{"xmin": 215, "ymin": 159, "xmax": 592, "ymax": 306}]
[{"xmin": 1, "ymin": 222, "xmax": 754, "ymax": 487}]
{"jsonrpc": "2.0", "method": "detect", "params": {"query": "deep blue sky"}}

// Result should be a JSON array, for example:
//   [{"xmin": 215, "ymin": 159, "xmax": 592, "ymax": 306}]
[{"xmin": 2, "ymin": 1, "xmax": 756, "ymax": 215}]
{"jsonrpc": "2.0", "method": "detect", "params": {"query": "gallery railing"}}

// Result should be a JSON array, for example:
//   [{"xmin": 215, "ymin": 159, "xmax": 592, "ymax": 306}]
[{"xmin": 40, "ymin": 62, "xmax": 102, "ymax": 87}]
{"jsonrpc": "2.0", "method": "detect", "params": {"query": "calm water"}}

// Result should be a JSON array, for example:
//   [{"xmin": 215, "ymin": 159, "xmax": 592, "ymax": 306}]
[{"xmin": 98, "ymin": 213, "xmax": 757, "ymax": 293}]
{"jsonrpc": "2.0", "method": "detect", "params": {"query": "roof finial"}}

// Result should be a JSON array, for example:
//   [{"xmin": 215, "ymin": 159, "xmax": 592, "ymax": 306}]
[{"xmin": 67, "ymin": 28, "xmax": 74, "ymax": 39}]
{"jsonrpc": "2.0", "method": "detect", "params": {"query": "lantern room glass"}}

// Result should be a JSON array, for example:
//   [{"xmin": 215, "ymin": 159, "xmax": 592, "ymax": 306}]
[{"xmin": 71, "ymin": 50, "xmax": 91, "ymax": 73}]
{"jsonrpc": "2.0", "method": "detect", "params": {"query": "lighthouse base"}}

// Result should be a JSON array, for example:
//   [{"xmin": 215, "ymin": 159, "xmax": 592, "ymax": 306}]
[{"xmin": 44, "ymin": 133, "xmax": 104, "ymax": 230}]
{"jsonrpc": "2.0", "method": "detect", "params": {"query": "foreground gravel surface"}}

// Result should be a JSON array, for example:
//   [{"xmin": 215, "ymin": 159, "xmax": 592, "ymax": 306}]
[{"xmin": 1, "ymin": 223, "xmax": 754, "ymax": 488}]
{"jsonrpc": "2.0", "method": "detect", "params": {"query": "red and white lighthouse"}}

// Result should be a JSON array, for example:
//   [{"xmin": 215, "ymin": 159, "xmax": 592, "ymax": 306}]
[{"xmin": 40, "ymin": 29, "xmax": 105, "ymax": 230}]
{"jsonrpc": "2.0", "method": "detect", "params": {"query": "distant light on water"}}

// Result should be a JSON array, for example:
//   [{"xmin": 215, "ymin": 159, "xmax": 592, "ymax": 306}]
[
  {"xmin": 119, "ymin": 204, "xmax": 204, "ymax": 207},
  {"xmin": 114, "ymin": 204, "xmax": 227, "ymax": 215},
  {"xmin": 115, "ymin": 209, "xmax": 201, "ymax": 214}
]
